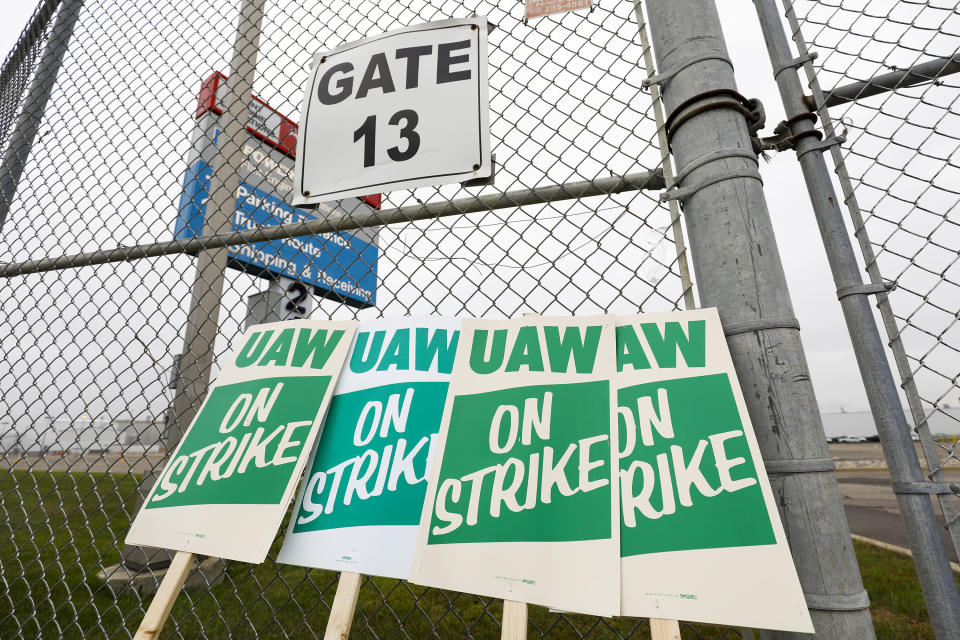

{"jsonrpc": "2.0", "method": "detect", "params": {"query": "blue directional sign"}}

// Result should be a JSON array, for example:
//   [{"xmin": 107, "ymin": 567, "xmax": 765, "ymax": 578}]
[{"xmin": 174, "ymin": 158, "xmax": 378, "ymax": 308}]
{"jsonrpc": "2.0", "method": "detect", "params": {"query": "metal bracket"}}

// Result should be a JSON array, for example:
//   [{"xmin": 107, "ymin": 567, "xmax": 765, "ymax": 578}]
[
  {"xmin": 660, "ymin": 167, "xmax": 762, "ymax": 203},
  {"xmin": 804, "ymin": 590, "xmax": 870, "ymax": 612},
  {"xmin": 461, "ymin": 154, "xmax": 496, "ymax": 188},
  {"xmin": 836, "ymin": 280, "xmax": 896, "ymax": 300},
  {"xmin": 795, "ymin": 133, "xmax": 847, "ymax": 158},
  {"xmin": 765, "ymin": 458, "xmax": 836, "ymax": 475},
  {"xmin": 759, "ymin": 113, "xmax": 820, "ymax": 152},
  {"xmin": 722, "ymin": 316, "xmax": 801, "ymax": 337},
  {"xmin": 774, "ymin": 51, "xmax": 818, "ymax": 78},
  {"xmin": 674, "ymin": 148, "xmax": 759, "ymax": 184},
  {"xmin": 643, "ymin": 53, "xmax": 734, "ymax": 88},
  {"xmin": 664, "ymin": 89, "xmax": 763, "ymax": 145},
  {"xmin": 893, "ymin": 481, "xmax": 960, "ymax": 495}
]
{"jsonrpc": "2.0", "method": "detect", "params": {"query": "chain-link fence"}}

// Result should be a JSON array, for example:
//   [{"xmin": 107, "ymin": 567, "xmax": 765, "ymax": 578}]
[
  {"xmin": 781, "ymin": 0, "xmax": 960, "ymax": 566},
  {"xmin": 7, "ymin": 0, "xmax": 957, "ymax": 636},
  {"xmin": 0, "ymin": 0, "xmax": 737, "ymax": 638}
]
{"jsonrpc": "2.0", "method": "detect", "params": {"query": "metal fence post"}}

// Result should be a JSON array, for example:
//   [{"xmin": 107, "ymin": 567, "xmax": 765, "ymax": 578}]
[
  {"xmin": 0, "ymin": 0, "xmax": 82, "ymax": 233},
  {"xmin": 165, "ymin": 0, "xmax": 267, "ymax": 449},
  {"xmin": 115, "ymin": 0, "xmax": 268, "ymax": 581},
  {"xmin": 641, "ymin": 1, "xmax": 875, "ymax": 637},
  {"xmin": 752, "ymin": 1, "xmax": 960, "ymax": 637}
]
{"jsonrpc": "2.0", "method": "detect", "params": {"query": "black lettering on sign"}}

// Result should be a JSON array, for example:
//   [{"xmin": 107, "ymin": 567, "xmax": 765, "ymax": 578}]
[
  {"xmin": 353, "ymin": 115, "xmax": 377, "ymax": 168},
  {"xmin": 317, "ymin": 62, "xmax": 354, "ymax": 105},
  {"xmin": 285, "ymin": 282, "xmax": 309, "ymax": 317},
  {"xmin": 356, "ymin": 53, "xmax": 396, "ymax": 99},
  {"xmin": 437, "ymin": 40, "xmax": 471, "ymax": 84},
  {"xmin": 317, "ymin": 38, "xmax": 473, "ymax": 105},
  {"xmin": 395, "ymin": 45, "xmax": 433, "ymax": 89},
  {"xmin": 353, "ymin": 110, "xmax": 422, "ymax": 167},
  {"xmin": 387, "ymin": 110, "xmax": 420, "ymax": 162}
]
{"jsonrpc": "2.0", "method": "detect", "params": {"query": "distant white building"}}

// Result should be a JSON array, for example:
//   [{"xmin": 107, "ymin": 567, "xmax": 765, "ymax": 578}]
[
  {"xmin": 48, "ymin": 416, "xmax": 117, "ymax": 453},
  {"xmin": 118, "ymin": 417, "xmax": 165, "ymax": 451}
]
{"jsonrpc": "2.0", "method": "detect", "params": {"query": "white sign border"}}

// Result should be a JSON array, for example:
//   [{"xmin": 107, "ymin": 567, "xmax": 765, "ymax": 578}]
[
  {"xmin": 125, "ymin": 319, "xmax": 356, "ymax": 564},
  {"xmin": 616, "ymin": 309, "xmax": 813, "ymax": 632},
  {"xmin": 277, "ymin": 316, "xmax": 461, "ymax": 579},
  {"xmin": 408, "ymin": 314, "xmax": 621, "ymax": 617},
  {"xmin": 293, "ymin": 17, "xmax": 492, "ymax": 205}
]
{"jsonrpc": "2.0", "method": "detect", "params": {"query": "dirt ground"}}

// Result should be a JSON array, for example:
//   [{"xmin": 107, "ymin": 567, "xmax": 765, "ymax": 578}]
[{"xmin": 830, "ymin": 442, "xmax": 960, "ymax": 561}]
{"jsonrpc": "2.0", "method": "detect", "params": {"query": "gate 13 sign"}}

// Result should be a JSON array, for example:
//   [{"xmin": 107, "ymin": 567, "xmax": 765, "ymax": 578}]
[
  {"xmin": 294, "ymin": 17, "xmax": 492, "ymax": 205},
  {"xmin": 278, "ymin": 317, "xmax": 459, "ymax": 578},
  {"xmin": 126, "ymin": 319, "xmax": 355, "ymax": 563},
  {"xmin": 410, "ymin": 315, "xmax": 620, "ymax": 617},
  {"xmin": 617, "ymin": 309, "xmax": 812, "ymax": 632}
]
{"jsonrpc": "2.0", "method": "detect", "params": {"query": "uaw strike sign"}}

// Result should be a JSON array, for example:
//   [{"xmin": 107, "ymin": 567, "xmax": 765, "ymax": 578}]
[
  {"xmin": 278, "ymin": 317, "xmax": 459, "ymax": 578},
  {"xmin": 410, "ymin": 316, "xmax": 620, "ymax": 616},
  {"xmin": 294, "ymin": 17, "xmax": 492, "ymax": 205},
  {"xmin": 616, "ymin": 309, "xmax": 812, "ymax": 632},
  {"xmin": 127, "ymin": 320, "xmax": 355, "ymax": 563}
]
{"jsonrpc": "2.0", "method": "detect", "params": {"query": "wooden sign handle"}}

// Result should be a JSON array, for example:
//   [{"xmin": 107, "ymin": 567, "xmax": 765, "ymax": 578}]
[
  {"xmin": 650, "ymin": 618, "xmax": 681, "ymax": 640},
  {"xmin": 501, "ymin": 599, "xmax": 527, "ymax": 640},
  {"xmin": 324, "ymin": 571, "xmax": 363, "ymax": 640},
  {"xmin": 133, "ymin": 551, "xmax": 196, "ymax": 640}
]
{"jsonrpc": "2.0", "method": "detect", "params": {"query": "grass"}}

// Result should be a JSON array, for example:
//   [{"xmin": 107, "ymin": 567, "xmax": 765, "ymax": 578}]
[{"xmin": 0, "ymin": 468, "xmax": 951, "ymax": 639}]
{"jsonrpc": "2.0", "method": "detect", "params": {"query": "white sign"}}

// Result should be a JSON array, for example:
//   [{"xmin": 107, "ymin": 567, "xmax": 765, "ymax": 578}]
[
  {"xmin": 126, "ymin": 319, "xmax": 356, "ymax": 563},
  {"xmin": 277, "ymin": 317, "xmax": 460, "ymax": 578},
  {"xmin": 616, "ymin": 309, "xmax": 812, "ymax": 632},
  {"xmin": 409, "ymin": 315, "xmax": 620, "ymax": 617},
  {"xmin": 294, "ymin": 17, "xmax": 492, "ymax": 205}
]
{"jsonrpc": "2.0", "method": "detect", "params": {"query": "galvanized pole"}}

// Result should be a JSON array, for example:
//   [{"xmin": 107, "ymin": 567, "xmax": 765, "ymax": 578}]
[
  {"xmin": 0, "ymin": 0, "xmax": 83, "ymax": 232},
  {"xmin": 641, "ymin": 1, "xmax": 875, "ymax": 637},
  {"xmin": 752, "ymin": 0, "xmax": 960, "ymax": 637},
  {"xmin": 111, "ymin": 0, "xmax": 268, "ymax": 584},
  {"xmin": 165, "ymin": 0, "xmax": 266, "ymax": 448}
]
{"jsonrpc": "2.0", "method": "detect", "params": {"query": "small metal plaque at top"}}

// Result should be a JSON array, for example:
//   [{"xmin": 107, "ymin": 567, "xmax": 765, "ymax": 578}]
[{"xmin": 525, "ymin": 0, "xmax": 591, "ymax": 20}]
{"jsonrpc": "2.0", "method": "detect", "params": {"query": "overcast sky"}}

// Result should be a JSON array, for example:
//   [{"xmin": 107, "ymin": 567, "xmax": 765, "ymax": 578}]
[{"xmin": 0, "ymin": 0, "xmax": 953, "ymax": 418}]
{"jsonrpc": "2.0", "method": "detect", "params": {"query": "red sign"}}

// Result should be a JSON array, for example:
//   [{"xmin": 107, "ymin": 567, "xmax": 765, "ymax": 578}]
[
  {"xmin": 525, "ymin": 0, "xmax": 591, "ymax": 19},
  {"xmin": 195, "ymin": 72, "xmax": 381, "ymax": 209}
]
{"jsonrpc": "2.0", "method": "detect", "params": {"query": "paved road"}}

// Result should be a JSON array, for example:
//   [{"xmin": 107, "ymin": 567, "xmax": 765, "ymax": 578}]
[{"xmin": 837, "ymin": 470, "xmax": 959, "ymax": 562}]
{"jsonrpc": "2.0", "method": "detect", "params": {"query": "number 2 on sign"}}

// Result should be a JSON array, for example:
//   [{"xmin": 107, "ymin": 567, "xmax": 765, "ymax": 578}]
[{"xmin": 353, "ymin": 110, "xmax": 421, "ymax": 167}]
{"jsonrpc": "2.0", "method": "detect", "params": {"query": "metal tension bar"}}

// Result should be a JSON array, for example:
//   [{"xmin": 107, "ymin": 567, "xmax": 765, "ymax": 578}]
[{"xmin": 0, "ymin": 170, "xmax": 664, "ymax": 277}]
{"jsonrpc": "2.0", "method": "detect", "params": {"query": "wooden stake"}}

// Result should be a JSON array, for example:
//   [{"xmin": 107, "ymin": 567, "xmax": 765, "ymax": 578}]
[
  {"xmin": 501, "ymin": 599, "xmax": 528, "ymax": 640},
  {"xmin": 323, "ymin": 571, "xmax": 364, "ymax": 640},
  {"xmin": 649, "ymin": 618, "xmax": 681, "ymax": 640},
  {"xmin": 499, "ymin": 313, "xmax": 536, "ymax": 640},
  {"xmin": 133, "ymin": 551, "xmax": 196, "ymax": 640}
]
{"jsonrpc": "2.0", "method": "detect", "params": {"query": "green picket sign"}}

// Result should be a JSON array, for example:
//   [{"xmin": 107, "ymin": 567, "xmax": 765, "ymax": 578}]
[
  {"xmin": 428, "ymin": 380, "xmax": 612, "ymax": 545},
  {"xmin": 147, "ymin": 375, "xmax": 332, "ymax": 508},
  {"xmin": 618, "ymin": 374, "xmax": 774, "ymax": 556}
]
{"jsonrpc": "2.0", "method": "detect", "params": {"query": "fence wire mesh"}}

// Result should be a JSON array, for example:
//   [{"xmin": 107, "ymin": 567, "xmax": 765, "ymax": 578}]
[
  {"xmin": 782, "ymin": 0, "xmax": 960, "ymax": 563},
  {"xmin": 0, "ymin": 0, "xmax": 740, "ymax": 638},
  {"xmin": 0, "ymin": 0, "xmax": 60, "ymax": 153}
]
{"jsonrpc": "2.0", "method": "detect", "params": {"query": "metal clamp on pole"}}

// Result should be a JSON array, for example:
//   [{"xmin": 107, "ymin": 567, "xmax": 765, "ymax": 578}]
[
  {"xmin": 774, "ymin": 51, "xmax": 818, "ymax": 78},
  {"xmin": 796, "ymin": 133, "xmax": 847, "ymax": 159},
  {"xmin": 836, "ymin": 281, "xmax": 896, "ymax": 300},
  {"xmin": 765, "ymin": 458, "xmax": 837, "ymax": 475},
  {"xmin": 760, "ymin": 112, "xmax": 823, "ymax": 152},
  {"xmin": 642, "ymin": 52, "xmax": 733, "ymax": 88},
  {"xmin": 804, "ymin": 590, "xmax": 870, "ymax": 612},
  {"xmin": 722, "ymin": 316, "xmax": 801, "ymax": 337},
  {"xmin": 673, "ymin": 147, "xmax": 759, "ymax": 184},
  {"xmin": 660, "ymin": 146, "xmax": 763, "ymax": 203},
  {"xmin": 664, "ymin": 88, "xmax": 765, "ymax": 145},
  {"xmin": 893, "ymin": 482, "xmax": 960, "ymax": 496},
  {"xmin": 660, "ymin": 167, "xmax": 763, "ymax": 203}
]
